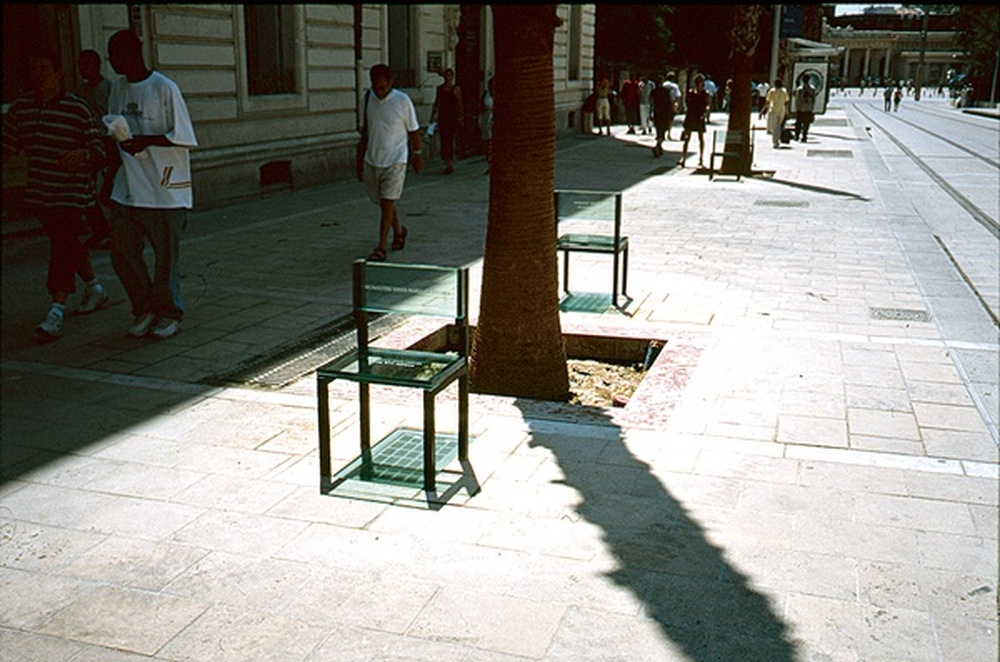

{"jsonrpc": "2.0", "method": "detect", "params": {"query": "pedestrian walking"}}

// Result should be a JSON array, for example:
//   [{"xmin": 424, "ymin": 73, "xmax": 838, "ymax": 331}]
[
  {"xmin": 428, "ymin": 68, "xmax": 463, "ymax": 174},
  {"xmin": 680, "ymin": 74, "xmax": 710, "ymax": 168},
  {"xmin": 359, "ymin": 63, "xmax": 422, "ymax": 262},
  {"xmin": 756, "ymin": 80, "xmax": 770, "ymax": 119},
  {"xmin": 702, "ymin": 74, "xmax": 718, "ymax": 124},
  {"xmin": 883, "ymin": 85, "xmax": 893, "ymax": 112},
  {"xmin": 649, "ymin": 74, "xmax": 673, "ymax": 158},
  {"xmin": 595, "ymin": 78, "xmax": 612, "ymax": 136},
  {"xmin": 639, "ymin": 75, "xmax": 655, "ymax": 135},
  {"xmin": 2, "ymin": 50, "xmax": 110, "ymax": 341},
  {"xmin": 74, "ymin": 49, "xmax": 114, "ymax": 250},
  {"xmin": 105, "ymin": 29, "xmax": 198, "ymax": 340},
  {"xmin": 793, "ymin": 77, "xmax": 817, "ymax": 143},
  {"xmin": 764, "ymin": 78, "xmax": 790, "ymax": 148},
  {"xmin": 893, "ymin": 86, "xmax": 903, "ymax": 112},
  {"xmin": 620, "ymin": 73, "xmax": 640, "ymax": 135},
  {"xmin": 663, "ymin": 72, "xmax": 682, "ymax": 141}
]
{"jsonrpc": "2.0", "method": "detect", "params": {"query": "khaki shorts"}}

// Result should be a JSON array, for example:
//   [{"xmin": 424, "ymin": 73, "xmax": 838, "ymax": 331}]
[
  {"xmin": 595, "ymin": 98, "xmax": 611, "ymax": 121},
  {"xmin": 364, "ymin": 162, "xmax": 407, "ymax": 203}
]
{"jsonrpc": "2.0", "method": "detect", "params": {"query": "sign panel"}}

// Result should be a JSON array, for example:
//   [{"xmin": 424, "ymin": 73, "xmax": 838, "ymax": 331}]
[
  {"xmin": 791, "ymin": 62, "xmax": 829, "ymax": 115},
  {"xmin": 780, "ymin": 5, "xmax": 805, "ymax": 38}
]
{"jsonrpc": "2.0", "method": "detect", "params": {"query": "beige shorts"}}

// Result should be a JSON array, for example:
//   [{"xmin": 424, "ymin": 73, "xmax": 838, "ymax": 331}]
[
  {"xmin": 596, "ymin": 98, "xmax": 611, "ymax": 121},
  {"xmin": 364, "ymin": 162, "xmax": 407, "ymax": 203}
]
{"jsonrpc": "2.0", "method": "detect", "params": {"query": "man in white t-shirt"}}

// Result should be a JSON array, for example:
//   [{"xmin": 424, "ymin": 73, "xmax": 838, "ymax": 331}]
[
  {"xmin": 663, "ymin": 72, "xmax": 682, "ymax": 141},
  {"xmin": 362, "ymin": 64, "xmax": 423, "ymax": 262},
  {"xmin": 106, "ymin": 30, "xmax": 197, "ymax": 340}
]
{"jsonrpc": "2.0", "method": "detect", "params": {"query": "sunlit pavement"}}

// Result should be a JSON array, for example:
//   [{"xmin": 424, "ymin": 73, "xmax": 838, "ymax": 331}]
[{"xmin": 2, "ymin": 96, "xmax": 997, "ymax": 660}]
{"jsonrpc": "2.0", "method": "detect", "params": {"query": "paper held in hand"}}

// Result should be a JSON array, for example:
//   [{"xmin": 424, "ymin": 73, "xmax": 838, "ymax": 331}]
[{"xmin": 103, "ymin": 114, "xmax": 148, "ymax": 159}]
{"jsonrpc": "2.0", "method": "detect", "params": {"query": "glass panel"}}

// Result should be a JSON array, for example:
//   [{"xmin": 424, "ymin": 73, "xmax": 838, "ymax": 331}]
[
  {"xmin": 320, "ymin": 348, "xmax": 462, "ymax": 388},
  {"xmin": 362, "ymin": 263, "xmax": 461, "ymax": 317},
  {"xmin": 556, "ymin": 190, "xmax": 619, "ymax": 222},
  {"xmin": 556, "ymin": 190, "xmax": 620, "ymax": 238}
]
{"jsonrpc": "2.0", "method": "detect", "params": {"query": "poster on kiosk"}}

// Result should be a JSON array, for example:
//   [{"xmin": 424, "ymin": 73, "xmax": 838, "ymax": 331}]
[{"xmin": 791, "ymin": 62, "xmax": 830, "ymax": 115}]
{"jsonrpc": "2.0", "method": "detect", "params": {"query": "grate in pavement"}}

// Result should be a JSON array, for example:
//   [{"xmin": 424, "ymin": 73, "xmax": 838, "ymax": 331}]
[
  {"xmin": 754, "ymin": 200, "xmax": 810, "ymax": 207},
  {"xmin": 336, "ymin": 428, "xmax": 460, "ymax": 488},
  {"xmin": 869, "ymin": 307, "xmax": 932, "ymax": 323},
  {"xmin": 812, "ymin": 118, "xmax": 849, "ymax": 127},
  {"xmin": 200, "ymin": 312, "xmax": 408, "ymax": 389},
  {"xmin": 807, "ymin": 149, "xmax": 854, "ymax": 158}
]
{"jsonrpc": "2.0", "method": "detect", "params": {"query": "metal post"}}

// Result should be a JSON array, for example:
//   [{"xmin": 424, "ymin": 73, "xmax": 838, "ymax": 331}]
[
  {"xmin": 770, "ymin": 5, "xmax": 781, "ymax": 84},
  {"xmin": 991, "ymin": 46, "xmax": 999, "ymax": 105},
  {"xmin": 423, "ymin": 391, "xmax": 436, "ymax": 491},
  {"xmin": 915, "ymin": 8, "xmax": 928, "ymax": 101},
  {"xmin": 318, "ymin": 377, "xmax": 331, "ymax": 490}
]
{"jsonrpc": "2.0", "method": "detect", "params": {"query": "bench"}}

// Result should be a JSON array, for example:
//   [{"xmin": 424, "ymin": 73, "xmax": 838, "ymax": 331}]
[
  {"xmin": 316, "ymin": 260, "xmax": 470, "ymax": 493},
  {"xmin": 555, "ymin": 189, "xmax": 629, "ymax": 308},
  {"xmin": 709, "ymin": 130, "xmax": 749, "ymax": 181}
]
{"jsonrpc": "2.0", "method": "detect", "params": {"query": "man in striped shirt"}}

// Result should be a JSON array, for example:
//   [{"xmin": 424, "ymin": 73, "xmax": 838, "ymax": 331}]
[{"xmin": 2, "ymin": 51, "xmax": 110, "ymax": 340}]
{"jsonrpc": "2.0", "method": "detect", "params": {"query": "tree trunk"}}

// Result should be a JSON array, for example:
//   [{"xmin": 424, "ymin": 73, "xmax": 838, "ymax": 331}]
[
  {"xmin": 470, "ymin": 5, "xmax": 570, "ymax": 401},
  {"xmin": 723, "ymin": 5, "xmax": 764, "ymax": 175}
]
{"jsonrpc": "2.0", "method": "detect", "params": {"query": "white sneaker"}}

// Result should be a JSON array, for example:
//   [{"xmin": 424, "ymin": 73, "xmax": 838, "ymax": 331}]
[
  {"xmin": 150, "ymin": 317, "xmax": 180, "ymax": 340},
  {"xmin": 128, "ymin": 312, "xmax": 155, "ymax": 338},
  {"xmin": 76, "ymin": 283, "xmax": 109, "ymax": 315},
  {"xmin": 35, "ymin": 307, "xmax": 65, "ymax": 339}
]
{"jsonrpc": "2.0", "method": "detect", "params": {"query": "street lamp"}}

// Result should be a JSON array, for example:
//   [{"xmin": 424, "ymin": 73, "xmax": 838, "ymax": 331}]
[{"xmin": 915, "ymin": 6, "xmax": 928, "ymax": 101}]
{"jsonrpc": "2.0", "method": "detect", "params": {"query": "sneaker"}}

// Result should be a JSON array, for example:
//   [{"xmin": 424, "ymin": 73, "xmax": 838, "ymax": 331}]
[
  {"xmin": 76, "ymin": 283, "xmax": 109, "ymax": 315},
  {"xmin": 128, "ymin": 312, "xmax": 155, "ymax": 338},
  {"xmin": 35, "ymin": 307, "xmax": 65, "ymax": 339},
  {"xmin": 150, "ymin": 317, "xmax": 180, "ymax": 340}
]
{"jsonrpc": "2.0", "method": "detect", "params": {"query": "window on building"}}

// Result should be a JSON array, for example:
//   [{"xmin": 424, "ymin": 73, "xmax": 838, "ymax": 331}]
[
  {"xmin": 568, "ymin": 5, "xmax": 582, "ymax": 81},
  {"xmin": 388, "ymin": 5, "xmax": 415, "ymax": 87},
  {"xmin": 245, "ymin": 5, "xmax": 296, "ymax": 95}
]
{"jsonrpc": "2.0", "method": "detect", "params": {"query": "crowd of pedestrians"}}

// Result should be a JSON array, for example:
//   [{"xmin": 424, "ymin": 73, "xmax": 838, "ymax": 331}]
[
  {"xmin": 581, "ymin": 68, "xmax": 826, "ymax": 165},
  {"xmin": 7, "ymin": 44, "xmax": 847, "ymax": 345},
  {"xmin": 4, "ymin": 30, "xmax": 195, "ymax": 342}
]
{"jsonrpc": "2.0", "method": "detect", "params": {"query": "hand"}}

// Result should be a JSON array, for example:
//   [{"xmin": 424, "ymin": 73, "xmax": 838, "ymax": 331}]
[
  {"xmin": 58, "ymin": 149, "xmax": 89, "ymax": 171},
  {"xmin": 411, "ymin": 153, "xmax": 423, "ymax": 174},
  {"xmin": 120, "ymin": 136, "xmax": 151, "ymax": 156}
]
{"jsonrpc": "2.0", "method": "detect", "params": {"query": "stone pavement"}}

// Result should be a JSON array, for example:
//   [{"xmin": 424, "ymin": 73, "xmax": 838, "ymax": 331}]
[{"xmin": 1, "ymin": 98, "xmax": 997, "ymax": 660}]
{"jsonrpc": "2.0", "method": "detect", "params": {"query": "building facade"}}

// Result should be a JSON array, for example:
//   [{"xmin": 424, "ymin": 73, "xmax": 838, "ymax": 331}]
[
  {"xmin": 821, "ymin": 9, "xmax": 966, "ymax": 86},
  {"xmin": 2, "ymin": 4, "xmax": 596, "ymax": 211}
]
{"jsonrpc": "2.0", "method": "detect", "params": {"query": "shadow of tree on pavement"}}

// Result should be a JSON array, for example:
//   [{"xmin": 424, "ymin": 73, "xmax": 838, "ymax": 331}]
[{"xmin": 516, "ymin": 401, "xmax": 797, "ymax": 661}]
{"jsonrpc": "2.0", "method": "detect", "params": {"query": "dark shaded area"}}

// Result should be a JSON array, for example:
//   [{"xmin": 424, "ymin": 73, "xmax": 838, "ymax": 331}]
[
  {"xmin": 1, "ymin": 369, "xmax": 203, "ymax": 486},
  {"xmin": 516, "ymin": 400, "xmax": 797, "ymax": 660}
]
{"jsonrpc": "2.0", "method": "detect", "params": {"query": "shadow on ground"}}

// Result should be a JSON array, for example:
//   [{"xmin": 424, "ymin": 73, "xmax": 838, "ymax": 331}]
[{"xmin": 516, "ymin": 400, "xmax": 797, "ymax": 660}]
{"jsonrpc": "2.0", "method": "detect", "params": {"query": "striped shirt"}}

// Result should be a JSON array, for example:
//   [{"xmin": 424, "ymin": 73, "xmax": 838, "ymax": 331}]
[{"xmin": 2, "ymin": 93, "xmax": 106, "ymax": 209}]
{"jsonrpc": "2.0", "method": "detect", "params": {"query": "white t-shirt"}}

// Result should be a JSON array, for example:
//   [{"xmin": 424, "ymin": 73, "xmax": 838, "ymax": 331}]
[
  {"xmin": 664, "ymin": 80, "xmax": 681, "ymax": 103},
  {"xmin": 108, "ymin": 71, "xmax": 197, "ymax": 209},
  {"xmin": 365, "ymin": 88, "xmax": 419, "ymax": 168}
]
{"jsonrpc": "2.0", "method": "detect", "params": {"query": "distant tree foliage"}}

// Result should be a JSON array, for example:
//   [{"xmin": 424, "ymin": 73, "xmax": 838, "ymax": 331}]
[
  {"xmin": 954, "ymin": 5, "xmax": 1000, "ymax": 81},
  {"xmin": 594, "ymin": 5, "xmax": 674, "ymax": 73}
]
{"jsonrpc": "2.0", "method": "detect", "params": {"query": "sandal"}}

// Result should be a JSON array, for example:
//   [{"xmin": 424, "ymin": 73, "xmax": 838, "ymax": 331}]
[
  {"xmin": 367, "ymin": 247, "xmax": 387, "ymax": 262},
  {"xmin": 391, "ymin": 225, "xmax": 408, "ymax": 251}
]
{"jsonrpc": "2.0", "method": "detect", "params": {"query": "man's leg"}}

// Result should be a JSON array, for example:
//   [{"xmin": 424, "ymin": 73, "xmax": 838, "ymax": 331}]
[
  {"xmin": 143, "ymin": 207, "xmax": 187, "ymax": 323},
  {"xmin": 110, "ymin": 204, "xmax": 153, "ymax": 319}
]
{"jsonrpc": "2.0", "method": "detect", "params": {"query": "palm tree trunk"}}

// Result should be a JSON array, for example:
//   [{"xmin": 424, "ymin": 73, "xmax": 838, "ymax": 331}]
[
  {"xmin": 470, "ymin": 5, "xmax": 570, "ymax": 401},
  {"xmin": 723, "ymin": 4, "xmax": 764, "ymax": 175}
]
